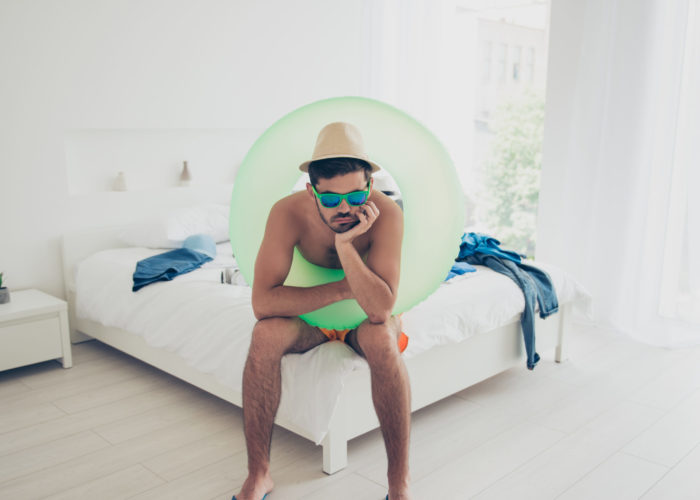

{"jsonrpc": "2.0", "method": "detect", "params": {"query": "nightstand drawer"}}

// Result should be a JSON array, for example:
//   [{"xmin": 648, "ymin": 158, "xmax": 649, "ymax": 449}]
[{"xmin": 0, "ymin": 315, "xmax": 63, "ymax": 371}]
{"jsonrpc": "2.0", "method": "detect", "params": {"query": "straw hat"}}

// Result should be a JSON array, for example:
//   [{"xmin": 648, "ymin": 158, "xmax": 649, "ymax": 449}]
[{"xmin": 299, "ymin": 122, "xmax": 382, "ymax": 173}]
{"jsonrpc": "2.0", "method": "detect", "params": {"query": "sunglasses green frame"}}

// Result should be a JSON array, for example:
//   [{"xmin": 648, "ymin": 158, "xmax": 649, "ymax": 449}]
[{"xmin": 311, "ymin": 181, "xmax": 372, "ymax": 208}]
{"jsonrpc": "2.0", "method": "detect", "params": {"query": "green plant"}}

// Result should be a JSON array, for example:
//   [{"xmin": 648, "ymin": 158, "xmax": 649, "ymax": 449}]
[{"xmin": 0, "ymin": 272, "xmax": 3, "ymax": 288}]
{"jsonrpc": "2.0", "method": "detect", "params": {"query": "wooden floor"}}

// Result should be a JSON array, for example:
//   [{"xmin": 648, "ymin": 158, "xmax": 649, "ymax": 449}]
[{"xmin": 1, "ymin": 323, "xmax": 700, "ymax": 499}]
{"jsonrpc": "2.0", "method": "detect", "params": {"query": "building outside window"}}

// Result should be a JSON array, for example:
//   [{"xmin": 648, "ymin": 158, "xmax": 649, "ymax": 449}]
[
  {"xmin": 481, "ymin": 41, "xmax": 492, "ymax": 83},
  {"xmin": 511, "ymin": 45, "xmax": 522, "ymax": 81},
  {"xmin": 495, "ymin": 42, "xmax": 507, "ymax": 83},
  {"xmin": 524, "ymin": 46, "xmax": 536, "ymax": 83}
]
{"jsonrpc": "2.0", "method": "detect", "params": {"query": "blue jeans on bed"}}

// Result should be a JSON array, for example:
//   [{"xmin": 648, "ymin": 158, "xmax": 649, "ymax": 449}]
[
  {"xmin": 461, "ymin": 253, "xmax": 559, "ymax": 370},
  {"xmin": 132, "ymin": 248, "xmax": 212, "ymax": 292}
]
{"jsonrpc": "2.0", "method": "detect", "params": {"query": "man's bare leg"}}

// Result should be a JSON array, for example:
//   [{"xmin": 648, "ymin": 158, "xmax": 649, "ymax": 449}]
[
  {"xmin": 349, "ymin": 317, "xmax": 412, "ymax": 500},
  {"xmin": 236, "ymin": 317, "xmax": 327, "ymax": 500}
]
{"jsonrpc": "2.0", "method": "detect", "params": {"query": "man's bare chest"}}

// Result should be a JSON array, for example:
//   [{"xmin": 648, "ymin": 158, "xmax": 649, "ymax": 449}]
[{"xmin": 296, "ymin": 235, "xmax": 370, "ymax": 269}]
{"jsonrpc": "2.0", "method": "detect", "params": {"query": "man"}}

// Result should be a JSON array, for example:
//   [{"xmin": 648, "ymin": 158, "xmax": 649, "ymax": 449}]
[{"xmin": 234, "ymin": 122, "xmax": 412, "ymax": 500}]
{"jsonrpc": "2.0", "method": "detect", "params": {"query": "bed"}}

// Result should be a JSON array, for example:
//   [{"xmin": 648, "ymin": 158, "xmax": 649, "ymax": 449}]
[{"xmin": 61, "ymin": 221, "xmax": 590, "ymax": 475}]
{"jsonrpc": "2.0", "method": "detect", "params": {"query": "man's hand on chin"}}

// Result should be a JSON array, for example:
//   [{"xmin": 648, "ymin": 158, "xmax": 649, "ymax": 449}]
[{"xmin": 335, "ymin": 201, "xmax": 380, "ymax": 247}]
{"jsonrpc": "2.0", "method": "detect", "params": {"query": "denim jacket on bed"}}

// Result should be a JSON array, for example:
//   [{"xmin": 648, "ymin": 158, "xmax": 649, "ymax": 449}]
[
  {"xmin": 457, "ymin": 233, "xmax": 559, "ymax": 370},
  {"xmin": 458, "ymin": 232, "xmax": 526, "ymax": 263}
]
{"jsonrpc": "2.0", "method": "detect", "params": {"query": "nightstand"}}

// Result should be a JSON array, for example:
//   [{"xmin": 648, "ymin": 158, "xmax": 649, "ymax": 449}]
[{"xmin": 0, "ymin": 289, "xmax": 73, "ymax": 371}]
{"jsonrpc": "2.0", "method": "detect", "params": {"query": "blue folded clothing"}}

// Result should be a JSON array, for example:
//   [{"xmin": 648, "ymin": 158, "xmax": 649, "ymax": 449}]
[
  {"xmin": 132, "ymin": 248, "xmax": 213, "ymax": 292},
  {"xmin": 445, "ymin": 260, "xmax": 477, "ymax": 281}
]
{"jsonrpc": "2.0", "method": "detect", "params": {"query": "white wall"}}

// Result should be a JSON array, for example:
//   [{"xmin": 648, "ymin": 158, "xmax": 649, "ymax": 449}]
[{"xmin": 0, "ymin": 0, "xmax": 367, "ymax": 299}]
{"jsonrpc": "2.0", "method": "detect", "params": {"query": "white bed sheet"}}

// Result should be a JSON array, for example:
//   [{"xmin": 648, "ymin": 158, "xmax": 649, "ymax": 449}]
[{"xmin": 75, "ymin": 242, "xmax": 590, "ymax": 443}]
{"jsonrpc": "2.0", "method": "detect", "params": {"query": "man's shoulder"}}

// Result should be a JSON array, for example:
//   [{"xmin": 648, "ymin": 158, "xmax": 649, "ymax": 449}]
[
  {"xmin": 270, "ymin": 191, "xmax": 306, "ymax": 217},
  {"xmin": 372, "ymin": 191, "xmax": 403, "ymax": 225},
  {"xmin": 266, "ymin": 192, "xmax": 307, "ymax": 233}
]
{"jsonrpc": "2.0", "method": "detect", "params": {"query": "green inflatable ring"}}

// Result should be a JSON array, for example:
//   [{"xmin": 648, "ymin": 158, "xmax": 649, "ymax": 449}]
[{"xmin": 230, "ymin": 96, "xmax": 464, "ymax": 330}]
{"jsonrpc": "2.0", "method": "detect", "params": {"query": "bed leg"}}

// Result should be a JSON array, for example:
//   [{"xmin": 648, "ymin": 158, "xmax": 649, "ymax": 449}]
[
  {"xmin": 66, "ymin": 291, "xmax": 94, "ymax": 344},
  {"xmin": 322, "ymin": 429, "xmax": 348, "ymax": 475},
  {"xmin": 555, "ymin": 304, "xmax": 570, "ymax": 363}
]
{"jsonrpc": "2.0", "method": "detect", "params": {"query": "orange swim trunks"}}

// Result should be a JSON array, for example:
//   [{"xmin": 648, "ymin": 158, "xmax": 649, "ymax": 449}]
[{"xmin": 318, "ymin": 316, "xmax": 409, "ymax": 353}]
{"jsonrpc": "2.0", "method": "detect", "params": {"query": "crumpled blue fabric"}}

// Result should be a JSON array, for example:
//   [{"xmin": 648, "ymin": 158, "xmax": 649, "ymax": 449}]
[
  {"xmin": 455, "ymin": 233, "xmax": 558, "ymax": 370},
  {"xmin": 459, "ymin": 252, "xmax": 558, "ymax": 370},
  {"xmin": 182, "ymin": 233, "xmax": 217, "ymax": 259},
  {"xmin": 458, "ymin": 232, "xmax": 525, "ymax": 263},
  {"xmin": 132, "ymin": 248, "xmax": 213, "ymax": 292},
  {"xmin": 445, "ymin": 260, "xmax": 477, "ymax": 281}
]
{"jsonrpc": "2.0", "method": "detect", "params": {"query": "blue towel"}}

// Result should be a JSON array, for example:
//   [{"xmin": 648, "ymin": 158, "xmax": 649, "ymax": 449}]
[
  {"xmin": 445, "ymin": 261, "xmax": 477, "ymax": 281},
  {"xmin": 132, "ymin": 248, "xmax": 213, "ymax": 292}
]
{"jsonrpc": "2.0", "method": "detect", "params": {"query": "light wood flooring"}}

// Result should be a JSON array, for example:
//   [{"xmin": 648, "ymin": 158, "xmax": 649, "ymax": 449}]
[{"xmin": 1, "ymin": 323, "xmax": 700, "ymax": 499}]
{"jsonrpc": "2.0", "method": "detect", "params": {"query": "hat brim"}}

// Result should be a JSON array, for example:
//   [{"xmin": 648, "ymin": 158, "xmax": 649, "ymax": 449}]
[{"xmin": 299, "ymin": 155, "xmax": 381, "ymax": 173}]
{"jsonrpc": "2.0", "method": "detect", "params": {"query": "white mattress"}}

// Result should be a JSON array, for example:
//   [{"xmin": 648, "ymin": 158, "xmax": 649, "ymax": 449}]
[{"xmin": 75, "ymin": 242, "xmax": 590, "ymax": 443}]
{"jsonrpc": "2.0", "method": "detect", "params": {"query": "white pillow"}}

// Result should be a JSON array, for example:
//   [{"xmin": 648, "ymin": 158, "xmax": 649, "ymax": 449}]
[
  {"xmin": 119, "ymin": 223, "xmax": 182, "ymax": 249},
  {"xmin": 167, "ymin": 204, "xmax": 230, "ymax": 243},
  {"xmin": 119, "ymin": 204, "xmax": 230, "ymax": 249}
]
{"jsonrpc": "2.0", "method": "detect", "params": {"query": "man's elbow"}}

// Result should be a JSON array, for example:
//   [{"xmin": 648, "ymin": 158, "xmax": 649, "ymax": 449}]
[
  {"xmin": 251, "ymin": 296, "xmax": 268, "ymax": 321},
  {"xmin": 367, "ymin": 313, "xmax": 390, "ymax": 324},
  {"xmin": 366, "ymin": 295, "xmax": 396, "ymax": 324}
]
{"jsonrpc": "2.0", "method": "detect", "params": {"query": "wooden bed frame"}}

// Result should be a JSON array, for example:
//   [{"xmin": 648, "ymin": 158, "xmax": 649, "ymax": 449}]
[{"xmin": 61, "ymin": 225, "xmax": 570, "ymax": 474}]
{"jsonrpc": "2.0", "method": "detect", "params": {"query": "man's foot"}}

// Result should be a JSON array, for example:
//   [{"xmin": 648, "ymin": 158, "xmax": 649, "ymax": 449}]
[
  {"xmin": 387, "ymin": 483, "xmax": 412, "ymax": 500},
  {"xmin": 386, "ymin": 494, "xmax": 412, "ymax": 500},
  {"xmin": 234, "ymin": 472, "xmax": 273, "ymax": 500}
]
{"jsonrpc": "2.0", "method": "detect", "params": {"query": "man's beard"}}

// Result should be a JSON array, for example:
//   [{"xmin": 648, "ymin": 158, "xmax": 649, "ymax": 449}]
[{"xmin": 315, "ymin": 203, "xmax": 359, "ymax": 234}]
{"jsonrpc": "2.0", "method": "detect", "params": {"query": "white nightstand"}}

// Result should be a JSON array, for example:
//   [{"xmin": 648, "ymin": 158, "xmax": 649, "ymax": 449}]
[{"xmin": 0, "ymin": 289, "xmax": 73, "ymax": 371}]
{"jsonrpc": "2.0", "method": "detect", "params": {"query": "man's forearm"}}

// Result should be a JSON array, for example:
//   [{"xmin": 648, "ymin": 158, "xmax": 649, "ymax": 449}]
[
  {"xmin": 335, "ymin": 241, "xmax": 394, "ymax": 323},
  {"xmin": 252, "ymin": 279, "xmax": 349, "ymax": 320}
]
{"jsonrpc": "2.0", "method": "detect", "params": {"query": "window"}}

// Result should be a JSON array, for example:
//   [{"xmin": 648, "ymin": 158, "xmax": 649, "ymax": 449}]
[
  {"xmin": 511, "ymin": 45, "xmax": 522, "ymax": 81},
  {"xmin": 364, "ymin": 1, "xmax": 551, "ymax": 257},
  {"xmin": 462, "ymin": 1, "xmax": 550, "ymax": 256},
  {"xmin": 495, "ymin": 43, "xmax": 507, "ymax": 83},
  {"xmin": 481, "ymin": 41, "xmax": 492, "ymax": 83},
  {"xmin": 524, "ymin": 46, "xmax": 535, "ymax": 84}
]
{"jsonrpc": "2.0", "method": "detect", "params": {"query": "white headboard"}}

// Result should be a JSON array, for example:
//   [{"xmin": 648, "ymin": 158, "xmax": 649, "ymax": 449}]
[
  {"xmin": 61, "ymin": 225, "xmax": 133, "ymax": 295},
  {"xmin": 62, "ymin": 224, "xmax": 140, "ymax": 343}
]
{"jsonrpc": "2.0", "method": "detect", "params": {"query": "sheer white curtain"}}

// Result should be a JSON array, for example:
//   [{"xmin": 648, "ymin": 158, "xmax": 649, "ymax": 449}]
[
  {"xmin": 537, "ymin": 0, "xmax": 700, "ymax": 346},
  {"xmin": 361, "ymin": 0, "xmax": 467, "ymax": 173}
]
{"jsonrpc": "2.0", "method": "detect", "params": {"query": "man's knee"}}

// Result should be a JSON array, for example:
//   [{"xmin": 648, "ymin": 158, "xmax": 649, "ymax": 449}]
[
  {"xmin": 249, "ymin": 317, "xmax": 298, "ymax": 357},
  {"xmin": 356, "ymin": 317, "xmax": 401, "ymax": 359}
]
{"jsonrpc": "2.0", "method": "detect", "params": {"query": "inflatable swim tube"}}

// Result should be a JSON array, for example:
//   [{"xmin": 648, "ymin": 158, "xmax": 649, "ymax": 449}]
[{"xmin": 230, "ymin": 96, "xmax": 464, "ymax": 329}]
